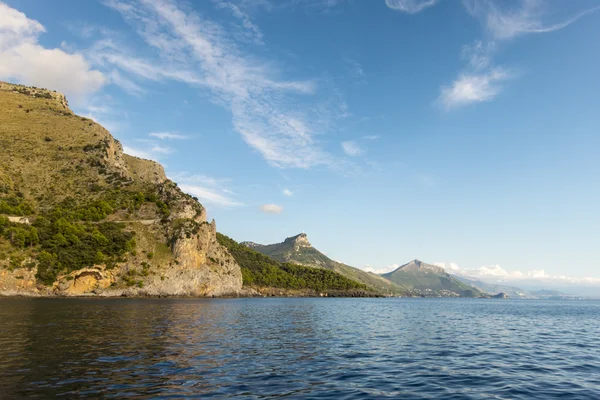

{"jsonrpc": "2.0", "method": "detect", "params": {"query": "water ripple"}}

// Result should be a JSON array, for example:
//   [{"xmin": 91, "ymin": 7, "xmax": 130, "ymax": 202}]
[{"xmin": 0, "ymin": 298, "xmax": 599, "ymax": 398}]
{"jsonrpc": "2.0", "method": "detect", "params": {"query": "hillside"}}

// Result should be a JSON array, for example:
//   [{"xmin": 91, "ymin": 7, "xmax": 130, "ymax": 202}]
[
  {"xmin": 218, "ymin": 233, "xmax": 376, "ymax": 296},
  {"xmin": 242, "ymin": 233, "xmax": 409, "ymax": 295},
  {"xmin": 0, "ymin": 81, "xmax": 242, "ymax": 296},
  {"xmin": 381, "ymin": 260, "xmax": 484, "ymax": 297}
]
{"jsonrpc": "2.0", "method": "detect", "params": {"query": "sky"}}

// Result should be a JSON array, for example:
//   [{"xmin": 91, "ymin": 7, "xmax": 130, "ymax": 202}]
[{"xmin": 1, "ymin": 0, "xmax": 600, "ymax": 293}]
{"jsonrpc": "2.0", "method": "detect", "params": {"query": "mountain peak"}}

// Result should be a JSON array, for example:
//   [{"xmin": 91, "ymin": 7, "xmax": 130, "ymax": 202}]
[
  {"xmin": 284, "ymin": 233, "xmax": 311, "ymax": 247},
  {"xmin": 396, "ymin": 259, "xmax": 444, "ymax": 273}
]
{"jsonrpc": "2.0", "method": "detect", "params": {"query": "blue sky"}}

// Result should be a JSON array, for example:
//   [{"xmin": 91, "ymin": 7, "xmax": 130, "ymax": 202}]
[{"xmin": 1, "ymin": 0, "xmax": 600, "ymax": 291}]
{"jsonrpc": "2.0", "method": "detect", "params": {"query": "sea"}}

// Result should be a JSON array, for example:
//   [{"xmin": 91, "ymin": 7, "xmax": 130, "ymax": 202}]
[{"xmin": 0, "ymin": 298, "xmax": 598, "ymax": 399}]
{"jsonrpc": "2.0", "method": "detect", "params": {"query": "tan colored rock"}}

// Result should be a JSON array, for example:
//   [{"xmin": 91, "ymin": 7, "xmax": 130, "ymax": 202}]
[{"xmin": 54, "ymin": 267, "xmax": 116, "ymax": 295}]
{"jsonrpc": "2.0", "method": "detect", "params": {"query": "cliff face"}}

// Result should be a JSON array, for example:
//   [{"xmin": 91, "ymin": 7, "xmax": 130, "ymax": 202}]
[{"xmin": 0, "ymin": 82, "xmax": 242, "ymax": 297}]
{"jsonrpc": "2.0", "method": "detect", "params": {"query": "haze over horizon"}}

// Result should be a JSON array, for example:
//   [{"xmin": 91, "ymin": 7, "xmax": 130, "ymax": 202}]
[{"xmin": 1, "ymin": 0, "xmax": 599, "ymax": 292}]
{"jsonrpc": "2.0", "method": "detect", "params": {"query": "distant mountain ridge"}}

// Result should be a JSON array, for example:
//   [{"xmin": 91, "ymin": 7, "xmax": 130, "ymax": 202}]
[
  {"xmin": 454, "ymin": 276, "xmax": 533, "ymax": 299},
  {"xmin": 243, "ymin": 233, "xmax": 409, "ymax": 295},
  {"xmin": 382, "ymin": 260, "xmax": 484, "ymax": 297}
]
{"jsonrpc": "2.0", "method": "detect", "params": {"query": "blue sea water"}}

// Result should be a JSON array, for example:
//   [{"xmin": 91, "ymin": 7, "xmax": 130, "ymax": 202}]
[{"xmin": 0, "ymin": 298, "xmax": 599, "ymax": 399}]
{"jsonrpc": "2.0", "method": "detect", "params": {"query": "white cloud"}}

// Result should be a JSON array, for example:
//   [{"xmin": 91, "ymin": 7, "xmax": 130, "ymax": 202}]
[
  {"xmin": 439, "ymin": 1, "xmax": 599, "ymax": 111},
  {"xmin": 214, "ymin": 0, "xmax": 264, "ymax": 45},
  {"xmin": 168, "ymin": 172, "xmax": 242, "ymax": 208},
  {"xmin": 123, "ymin": 145, "xmax": 153, "ymax": 160},
  {"xmin": 363, "ymin": 264, "xmax": 399, "ymax": 274},
  {"xmin": 282, "ymin": 188, "xmax": 293, "ymax": 197},
  {"xmin": 341, "ymin": 140, "xmax": 363, "ymax": 156},
  {"xmin": 438, "ymin": 68, "xmax": 512, "ymax": 110},
  {"xmin": 150, "ymin": 145, "xmax": 173, "ymax": 154},
  {"xmin": 463, "ymin": 0, "xmax": 600, "ymax": 41},
  {"xmin": 0, "ymin": 2, "xmax": 106, "ymax": 104},
  {"xmin": 102, "ymin": 0, "xmax": 339, "ymax": 169},
  {"xmin": 385, "ymin": 0, "xmax": 438, "ymax": 14},
  {"xmin": 180, "ymin": 184, "xmax": 243, "ymax": 208},
  {"xmin": 260, "ymin": 204, "xmax": 283, "ymax": 214},
  {"xmin": 363, "ymin": 135, "xmax": 380, "ymax": 140},
  {"xmin": 435, "ymin": 262, "xmax": 600, "ymax": 286},
  {"xmin": 149, "ymin": 132, "xmax": 189, "ymax": 140}
]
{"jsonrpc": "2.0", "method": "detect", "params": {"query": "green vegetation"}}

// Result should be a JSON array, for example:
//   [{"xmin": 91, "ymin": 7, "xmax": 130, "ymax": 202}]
[
  {"xmin": 1, "ymin": 198, "xmax": 137, "ymax": 284},
  {"xmin": 218, "ymin": 233, "xmax": 368, "ymax": 292},
  {"xmin": 0, "ymin": 195, "xmax": 34, "ymax": 215},
  {"xmin": 0, "ymin": 187, "xmax": 182, "ymax": 284}
]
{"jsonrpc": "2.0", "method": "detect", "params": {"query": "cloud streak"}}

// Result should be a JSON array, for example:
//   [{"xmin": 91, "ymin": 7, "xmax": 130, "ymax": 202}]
[
  {"xmin": 463, "ymin": 0, "xmax": 600, "ymax": 41},
  {"xmin": 169, "ymin": 171, "xmax": 243, "ymax": 208},
  {"xmin": 102, "ymin": 0, "xmax": 339, "ymax": 169},
  {"xmin": 149, "ymin": 132, "xmax": 189, "ymax": 140},
  {"xmin": 385, "ymin": 0, "xmax": 438, "ymax": 14}
]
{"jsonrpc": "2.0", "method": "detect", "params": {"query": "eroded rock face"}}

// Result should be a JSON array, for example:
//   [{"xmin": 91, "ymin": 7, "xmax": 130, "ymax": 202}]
[
  {"xmin": 54, "ymin": 267, "xmax": 116, "ymax": 295},
  {"xmin": 165, "ymin": 219, "xmax": 242, "ymax": 296},
  {"xmin": 0, "ymin": 267, "xmax": 42, "ymax": 296}
]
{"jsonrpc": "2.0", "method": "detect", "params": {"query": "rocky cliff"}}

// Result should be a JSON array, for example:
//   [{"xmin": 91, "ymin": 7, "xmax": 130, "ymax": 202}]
[{"xmin": 0, "ymin": 82, "xmax": 242, "ymax": 297}]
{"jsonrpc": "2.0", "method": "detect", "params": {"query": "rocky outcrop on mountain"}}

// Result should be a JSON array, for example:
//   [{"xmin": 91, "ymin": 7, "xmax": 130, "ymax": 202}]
[
  {"xmin": 0, "ymin": 82, "xmax": 242, "ymax": 297},
  {"xmin": 381, "ymin": 260, "xmax": 484, "ymax": 297},
  {"xmin": 243, "ymin": 233, "xmax": 409, "ymax": 295}
]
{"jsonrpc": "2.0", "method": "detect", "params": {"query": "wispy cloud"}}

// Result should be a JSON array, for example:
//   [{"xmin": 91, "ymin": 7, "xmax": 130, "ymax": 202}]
[
  {"xmin": 123, "ymin": 145, "xmax": 153, "ymax": 159},
  {"xmin": 463, "ymin": 0, "xmax": 600, "ymax": 41},
  {"xmin": 180, "ymin": 184, "xmax": 243, "ymax": 208},
  {"xmin": 100, "ymin": 0, "xmax": 339, "ymax": 169},
  {"xmin": 260, "ymin": 203, "xmax": 283, "ymax": 214},
  {"xmin": 363, "ymin": 134, "xmax": 380, "ymax": 140},
  {"xmin": 122, "ymin": 132, "xmax": 185, "ymax": 160},
  {"xmin": 282, "ymin": 188, "xmax": 293, "ymax": 197},
  {"xmin": 169, "ymin": 171, "xmax": 243, "ymax": 208},
  {"xmin": 341, "ymin": 140, "xmax": 363, "ymax": 156},
  {"xmin": 438, "ymin": 67, "xmax": 512, "ymax": 110},
  {"xmin": 149, "ymin": 132, "xmax": 189, "ymax": 140},
  {"xmin": 213, "ymin": 0, "xmax": 264, "ymax": 45},
  {"xmin": 439, "ymin": 0, "xmax": 600, "ymax": 110},
  {"xmin": 0, "ymin": 2, "xmax": 106, "ymax": 104},
  {"xmin": 385, "ymin": 0, "xmax": 438, "ymax": 14}
]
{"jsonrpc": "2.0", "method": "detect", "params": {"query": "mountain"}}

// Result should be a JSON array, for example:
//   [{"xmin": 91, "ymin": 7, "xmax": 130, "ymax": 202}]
[
  {"xmin": 454, "ymin": 276, "xmax": 533, "ymax": 299},
  {"xmin": 242, "ymin": 233, "xmax": 409, "ymax": 295},
  {"xmin": 0, "ymin": 81, "xmax": 243, "ymax": 296},
  {"xmin": 218, "ymin": 233, "xmax": 377, "ymax": 297},
  {"xmin": 381, "ymin": 260, "xmax": 484, "ymax": 297}
]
